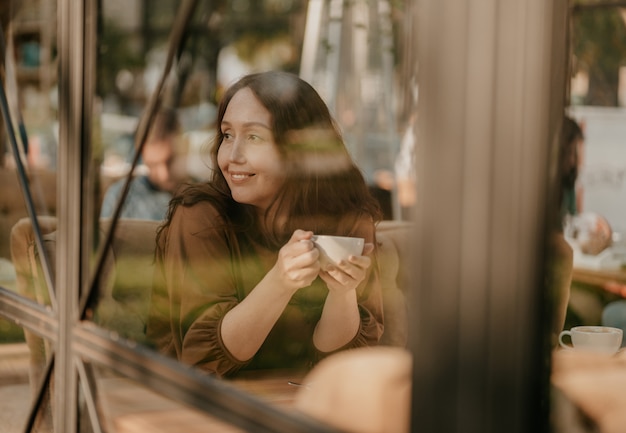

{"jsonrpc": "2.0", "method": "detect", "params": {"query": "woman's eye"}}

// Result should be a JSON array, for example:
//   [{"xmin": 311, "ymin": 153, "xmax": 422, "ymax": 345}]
[{"xmin": 222, "ymin": 132, "xmax": 233, "ymax": 140}]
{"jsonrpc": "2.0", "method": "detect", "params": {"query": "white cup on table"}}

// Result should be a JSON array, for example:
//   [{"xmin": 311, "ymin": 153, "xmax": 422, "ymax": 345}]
[
  {"xmin": 312, "ymin": 235, "xmax": 364, "ymax": 268},
  {"xmin": 558, "ymin": 326, "xmax": 623, "ymax": 354}
]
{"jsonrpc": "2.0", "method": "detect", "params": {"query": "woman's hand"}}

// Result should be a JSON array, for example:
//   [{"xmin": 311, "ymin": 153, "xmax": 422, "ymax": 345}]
[
  {"xmin": 222, "ymin": 230, "xmax": 319, "ymax": 362},
  {"xmin": 318, "ymin": 243, "xmax": 374, "ymax": 294},
  {"xmin": 273, "ymin": 230, "xmax": 321, "ymax": 294}
]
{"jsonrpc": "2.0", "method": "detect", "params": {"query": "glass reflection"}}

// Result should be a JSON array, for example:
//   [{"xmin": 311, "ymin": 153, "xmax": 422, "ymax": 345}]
[
  {"xmin": 564, "ymin": 4, "xmax": 626, "ymax": 334},
  {"xmin": 0, "ymin": 332, "xmax": 54, "ymax": 433},
  {"xmin": 1, "ymin": 0, "xmax": 59, "ymax": 429},
  {"xmin": 2, "ymin": 0, "xmax": 416, "ymax": 429},
  {"xmin": 0, "ymin": 0, "xmax": 59, "ymax": 300},
  {"xmin": 94, "ymin": 1, "xmax": 416, "ymax": 348},
  {"xmin": 552, "ymin": 5, "xmax": 626, "ymax": 431},
  {"xmin": 77, "ymin": 362, "xmax": 249, "ymax": 433},
  {"xmin": 90, "ymin": 0, "xmax": 414, "ymax": 379}
]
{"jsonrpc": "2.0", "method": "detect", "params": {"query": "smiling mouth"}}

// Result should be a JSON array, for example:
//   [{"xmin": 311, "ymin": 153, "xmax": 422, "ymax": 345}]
[{"xmin": 229, "ymin": 172, "xmax": 255, "ymax": 181}]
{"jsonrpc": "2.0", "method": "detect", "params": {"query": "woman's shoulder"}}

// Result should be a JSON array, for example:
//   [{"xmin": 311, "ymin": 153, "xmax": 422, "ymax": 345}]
[
  {"xmin": 176, "ymin": 199, "xmax": 222, "ymax": 219},
  {"xmin": 165, "ymin": 201, "xmax": 239, "ymax": 248},
  {"xmin": 176, "ymin": 183, "xmax": 230, "ymax": 212},
  {"xmin": 173, "ymin": 184, "xmax": 254, "ymax": 236},
  {"xmin": 170, "ymin": 198, "xmax": 228, "ymax": 233}
]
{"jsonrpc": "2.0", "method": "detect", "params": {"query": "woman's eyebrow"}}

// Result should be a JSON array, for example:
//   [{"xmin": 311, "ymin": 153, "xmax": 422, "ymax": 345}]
[{"xmin": 221, "ymin": 120, "xmax": 271, "ymax": 130}]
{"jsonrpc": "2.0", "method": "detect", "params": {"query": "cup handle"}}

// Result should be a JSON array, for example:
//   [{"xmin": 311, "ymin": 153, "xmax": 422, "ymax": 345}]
[{"xmin": 558, "ymin": 330, "xmax": 573, "ymax": 350}]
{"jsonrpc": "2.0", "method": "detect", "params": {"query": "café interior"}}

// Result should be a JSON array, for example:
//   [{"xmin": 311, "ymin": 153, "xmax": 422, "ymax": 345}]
[{"xmin": 2, "ymin": 0, "xmax": 626, "ymax": 432}]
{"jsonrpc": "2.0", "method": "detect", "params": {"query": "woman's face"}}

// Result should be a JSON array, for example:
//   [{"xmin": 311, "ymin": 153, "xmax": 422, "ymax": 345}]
[{"xmin": 217, "ymin": 87, "xmax": 286, "ymax": 212}]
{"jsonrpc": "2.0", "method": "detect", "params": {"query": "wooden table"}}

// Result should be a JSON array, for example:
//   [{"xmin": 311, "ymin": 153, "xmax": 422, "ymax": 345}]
[
  {"xmin": 100, "ymin": 370, "xmax": 307, "ymax": 433},
  {"xmin": 230, "ymin": 369, "xmax": 307, "ymax": 408}
]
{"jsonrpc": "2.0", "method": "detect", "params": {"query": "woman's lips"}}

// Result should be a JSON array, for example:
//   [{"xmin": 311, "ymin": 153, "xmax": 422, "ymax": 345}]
[{"xmin": 229, "ymin": 171, "xmax": 255, "ymax": 182}]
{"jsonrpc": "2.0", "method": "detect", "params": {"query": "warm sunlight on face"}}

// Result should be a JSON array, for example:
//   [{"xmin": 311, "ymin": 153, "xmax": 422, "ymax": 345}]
[{"xmin": 217, "ymin": 87, "xmax": 286, "ymax": 211}]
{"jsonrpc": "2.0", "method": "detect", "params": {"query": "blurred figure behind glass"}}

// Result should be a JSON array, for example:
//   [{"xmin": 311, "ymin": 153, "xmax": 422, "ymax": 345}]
[
  {"xmin": 548, "ymin": 115, "xmax": 585, "ymax": 345},
  {"xmin": 100, "ymin": 108, "xmax": 189, "ymax": 221},
  {"xmin": 559, "ymin": 116, "xmax": 584, "ymax": 220}
]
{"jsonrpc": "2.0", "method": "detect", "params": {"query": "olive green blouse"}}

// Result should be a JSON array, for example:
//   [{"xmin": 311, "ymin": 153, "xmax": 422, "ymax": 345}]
[{"xmin": 146, "ymin": 200, "xmax": 384, "ymax": 377}]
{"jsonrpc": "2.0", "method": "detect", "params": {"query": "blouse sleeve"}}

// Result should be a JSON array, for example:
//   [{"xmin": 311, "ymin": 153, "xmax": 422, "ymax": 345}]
[
  {"xmin": 157, "ymin": 201, "xmax": 250, "ymax": 376},
  {"xmin": 313, "ymin": 216, "xmax": 385, "ymax": 360}
]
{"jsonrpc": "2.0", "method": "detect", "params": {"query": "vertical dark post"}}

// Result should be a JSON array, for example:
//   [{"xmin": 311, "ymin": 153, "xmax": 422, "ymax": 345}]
[
  {"xmin": 409, "ymin": 1, "xmax": 569, "ymax": 432},
  {"xmin": 56, "ymin": 0, "xmax": 92, "ymax": 431}
]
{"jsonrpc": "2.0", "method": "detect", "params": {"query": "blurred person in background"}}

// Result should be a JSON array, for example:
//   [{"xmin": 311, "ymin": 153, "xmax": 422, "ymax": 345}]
[
  {"xmin": 548, "ymin": 116, "xmax": 585, "ymax": 344},
  {"xmin": 100, "ymin": 108, "xmax": 188, "ymax": 221},
  {"xmin": 560, "ymin": 116, "xmax": 584, "ymax": 220}
]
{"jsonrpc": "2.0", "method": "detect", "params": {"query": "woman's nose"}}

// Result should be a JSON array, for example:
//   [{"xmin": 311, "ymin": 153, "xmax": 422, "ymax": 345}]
[{"xmin": 229, "ymin": 141, "xmax": 245, "ymax": 162}]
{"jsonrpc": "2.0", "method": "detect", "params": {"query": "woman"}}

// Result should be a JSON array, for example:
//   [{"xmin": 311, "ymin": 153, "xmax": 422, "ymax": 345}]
[{"xmin": 146, "ymin": 71, "xmax": 384, "ymax": 377}]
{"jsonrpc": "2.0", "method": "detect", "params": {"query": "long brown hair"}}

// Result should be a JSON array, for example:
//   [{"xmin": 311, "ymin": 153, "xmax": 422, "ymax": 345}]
[{"xmin": 158, "ymin": 71, "xmax": 381, "ymax": 248}]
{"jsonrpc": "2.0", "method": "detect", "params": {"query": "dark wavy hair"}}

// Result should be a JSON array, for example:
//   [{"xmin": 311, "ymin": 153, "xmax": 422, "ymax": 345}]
[
  {"xmin": 158, "ymin": 71, "xmax": 381, "ymax": 248},
  {"xmin": 560, "ymin": 116, "xmax": 582, "ymax": 191}
]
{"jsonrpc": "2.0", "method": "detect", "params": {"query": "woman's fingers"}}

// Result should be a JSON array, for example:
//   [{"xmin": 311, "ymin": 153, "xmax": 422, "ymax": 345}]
[
  {"xmin": 334, "ymin": 254, "xmax": 371, "ymax": 275},
  {"xmin": 362, "ymin": 242, "xmax": 375, "ymax": 256},
  {"xmin": 290, "ymin": 229, "xmax": 314, "ymax": 243},
  {"xmin": 276, "ymin": 230, "xmax": 321, "ymax": 290},
  {"xmin": 320, "ymin": 254, "xmax": 371, "ymax": 292},
  {"xmin": 279, "ymin": 231, "xmax": 373, "ymax": 291}
]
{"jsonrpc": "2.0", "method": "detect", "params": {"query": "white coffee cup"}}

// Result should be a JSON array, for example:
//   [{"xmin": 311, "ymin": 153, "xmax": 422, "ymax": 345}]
[
  {"xmin": 312, "ymin": 235, "xmax": 365, "ymax": 268},
  {"xmin": 558, "ymin": 325, "xmax": 623, "ymax": 354}
]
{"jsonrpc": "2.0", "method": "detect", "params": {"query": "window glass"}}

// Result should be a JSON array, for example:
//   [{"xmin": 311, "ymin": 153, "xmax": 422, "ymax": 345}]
[
  {"xmin": 89, "ymin": 0, "xmax": 416, "ymax": 411},
  {"xmin": 548, "ymin": 6, "xmax": 626, "ymax": 430},
  {"xmin": 1, "ymin": 0, "xmax": 417, "ymax": 430},
  {"xmin": 0, "ymin": 0, "xmax": 58, "ymax": 299},
  {"xmin": 91, "ymin": 2, "xmax": 412, "ymax": 329},
  {"xmin": 0, "ymin": 1, "xmax": 59, "ymax": 430},
  {"xmin": 79, "ymin": 362, "xmax": 270, "ymax": 433},
  {"xmin": 565, "ymin": 3, "xmax": 626, "ymax": 334}
]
